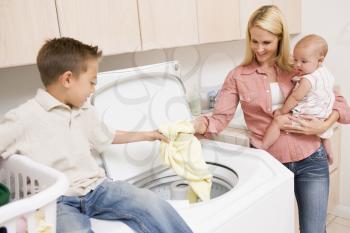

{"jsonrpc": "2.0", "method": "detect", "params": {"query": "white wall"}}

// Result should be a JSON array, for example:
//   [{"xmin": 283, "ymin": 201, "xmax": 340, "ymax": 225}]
[
  {"xmin": 295, "ymin": 0, "xmax": 350, "ymax": 217},
  {"xmin": 0, "ymin": 0, "xmax": 349, "ymax": 215}
]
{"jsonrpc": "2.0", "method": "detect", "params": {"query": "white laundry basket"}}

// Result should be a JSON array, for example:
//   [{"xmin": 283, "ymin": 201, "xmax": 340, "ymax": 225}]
[{"xmin": 0, "ymin": 154, "xmax": 69, "ymax": 233}]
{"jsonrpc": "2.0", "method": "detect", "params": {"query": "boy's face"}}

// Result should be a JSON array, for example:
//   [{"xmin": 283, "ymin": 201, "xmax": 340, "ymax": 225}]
[
  {"xmin": 293, "ymin": 46, "xmax": 322, "ymax": 76},
  {"xmin": 66, "ymin": 59, "xmax": 98, "ymax": 108}
]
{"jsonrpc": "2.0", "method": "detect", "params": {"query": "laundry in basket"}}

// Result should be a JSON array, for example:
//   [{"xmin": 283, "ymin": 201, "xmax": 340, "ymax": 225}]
[
  {"xmin": 0, "ymin": 154, "xmax": 68, "ymax": 233},
  {"xmin": 0, "ymin": 183, "xmax": 10, "ymax": 206}
]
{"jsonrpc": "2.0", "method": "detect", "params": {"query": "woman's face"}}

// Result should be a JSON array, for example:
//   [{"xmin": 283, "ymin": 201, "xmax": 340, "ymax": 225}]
[{"xmin": 249, "ymin": 26, "xmax": 279, "ymax": 65}]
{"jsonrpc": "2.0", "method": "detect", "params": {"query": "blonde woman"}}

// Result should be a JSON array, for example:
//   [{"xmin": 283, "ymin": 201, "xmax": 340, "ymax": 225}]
[{"xmin": 194, "ymin": 5, "xmax": 350, "ymax": 233}]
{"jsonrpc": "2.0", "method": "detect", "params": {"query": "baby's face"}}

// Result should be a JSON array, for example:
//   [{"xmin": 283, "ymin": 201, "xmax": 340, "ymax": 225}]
[{"xmin": 293, "ymin": 46, "xmax": 321, "ymax": 76}]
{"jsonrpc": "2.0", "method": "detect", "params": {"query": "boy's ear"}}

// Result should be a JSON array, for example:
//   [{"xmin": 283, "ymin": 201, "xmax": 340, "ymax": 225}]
[{"xmin": 58, "ymin": 71, "xmax": 74, "ymax": 88}]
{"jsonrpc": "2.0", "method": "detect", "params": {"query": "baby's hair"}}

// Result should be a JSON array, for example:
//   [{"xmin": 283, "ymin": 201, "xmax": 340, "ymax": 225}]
[{"xmin": 295, "ymin": 34, "xmax": 328, "ymax": 58}]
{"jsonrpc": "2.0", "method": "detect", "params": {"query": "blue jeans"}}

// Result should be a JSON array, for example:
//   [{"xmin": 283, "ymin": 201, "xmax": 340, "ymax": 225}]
[
  {"xmin": 284, "ymin": 145, "xmax": 329, "ymax": 233},
  {"xmin": 57, "ymin": 179, "xmax": 193, "ymax": 233}
]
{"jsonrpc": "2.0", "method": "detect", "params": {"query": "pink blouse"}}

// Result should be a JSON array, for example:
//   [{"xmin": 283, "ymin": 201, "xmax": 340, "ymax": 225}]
[{"xmin": 201, "ymin": 62, "xmax": 350, "ymax": 163}]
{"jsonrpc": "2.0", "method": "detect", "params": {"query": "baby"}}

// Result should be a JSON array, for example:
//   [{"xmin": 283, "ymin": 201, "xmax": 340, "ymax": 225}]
[{"xmin": 262, "ymin": 34, "xmax": 335, "ymax": 163}]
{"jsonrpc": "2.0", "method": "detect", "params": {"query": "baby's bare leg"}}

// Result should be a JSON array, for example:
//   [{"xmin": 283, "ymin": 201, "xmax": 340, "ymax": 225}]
[
  {"xmin": 262, "ymin": 114, "xmax": 291, "ymax": 149},
  {"xmin": 322, "ymin": 138, "xmax": 333, "ymax": 165}
]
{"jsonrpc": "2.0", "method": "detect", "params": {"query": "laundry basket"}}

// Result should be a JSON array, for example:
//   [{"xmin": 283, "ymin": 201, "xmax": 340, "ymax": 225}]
[{"xmin": 0, "ymin": 154, "xmax": 69, "ymax": 233}]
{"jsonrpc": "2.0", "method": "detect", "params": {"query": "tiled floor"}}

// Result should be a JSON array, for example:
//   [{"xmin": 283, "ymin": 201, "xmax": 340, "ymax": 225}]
[{"xmin": 327, "ymin": 216, "xmax": 350, "ymax": 233}]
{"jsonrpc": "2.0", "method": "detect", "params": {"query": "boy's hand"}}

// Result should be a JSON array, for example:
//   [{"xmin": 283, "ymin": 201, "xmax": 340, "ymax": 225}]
[{"xmin": 149, "ymin": 130, "xmax": 169, "ymax": 143}]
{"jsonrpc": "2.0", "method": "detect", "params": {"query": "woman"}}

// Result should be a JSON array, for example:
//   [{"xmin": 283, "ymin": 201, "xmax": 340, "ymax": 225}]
[{"xmin": 193, "ymin": 5, "xmax": 350, "ymax": 233}]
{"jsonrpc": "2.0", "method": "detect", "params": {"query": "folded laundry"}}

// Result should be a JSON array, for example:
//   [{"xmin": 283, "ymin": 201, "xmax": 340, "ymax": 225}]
[{"xmin": 159, "ymin": 120, "xmax": 212, "ymax": 203}]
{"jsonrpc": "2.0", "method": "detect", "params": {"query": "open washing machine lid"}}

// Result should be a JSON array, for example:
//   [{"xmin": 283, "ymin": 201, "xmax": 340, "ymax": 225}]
[{"xmin": 92, "ymin": 61, "xmax": 193, "ymax": 181}]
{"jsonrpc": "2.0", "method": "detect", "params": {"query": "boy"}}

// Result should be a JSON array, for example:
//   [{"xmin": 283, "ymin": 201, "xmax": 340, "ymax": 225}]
[
  {"xmin": 261, "ymin": 34, "xmax": 335, "ymax": 164},
  {"xmin": 0, "ymin": 38, "xmax": 193, "ymax": 233}
]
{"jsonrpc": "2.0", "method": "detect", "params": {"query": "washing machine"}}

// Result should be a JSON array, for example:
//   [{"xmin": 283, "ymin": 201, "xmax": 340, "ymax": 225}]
[{"xmin": 90, "ymin": 61, "xmax": 295, "ymax": 233}]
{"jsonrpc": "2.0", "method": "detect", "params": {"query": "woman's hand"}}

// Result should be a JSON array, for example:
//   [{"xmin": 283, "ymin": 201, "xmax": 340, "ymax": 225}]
[
  {"xmin": 282, "ymin": 115, "xmax": 326, "ymax": 135},
  {"xmin": 192, "ymin": 117, "xmax": 208, "ymax": 135},
  {"xmin": 273, "ymin": 109, "xmax": 282, "ymax": 117}
]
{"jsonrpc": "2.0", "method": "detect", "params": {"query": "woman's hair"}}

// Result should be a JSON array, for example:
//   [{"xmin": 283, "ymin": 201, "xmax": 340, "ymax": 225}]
[{"xmin": 241, "ymin": 5, "xmax": 293, "ymax": 72}]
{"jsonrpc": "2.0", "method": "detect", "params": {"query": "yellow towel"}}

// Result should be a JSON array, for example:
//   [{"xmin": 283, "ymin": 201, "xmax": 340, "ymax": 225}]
[{"xmin": 159, "ymin": 120, "xmax": 212, "ymax": 203}]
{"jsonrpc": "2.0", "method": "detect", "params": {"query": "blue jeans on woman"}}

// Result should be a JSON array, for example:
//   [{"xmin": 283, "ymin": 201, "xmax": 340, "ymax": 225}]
[
  {"xmin": 57, "ymin": 179, "xmax": 193, "ymax": 233},
  {"xmin": 284, "ymin": 145, "xmax": 329, "ymax": 233}
]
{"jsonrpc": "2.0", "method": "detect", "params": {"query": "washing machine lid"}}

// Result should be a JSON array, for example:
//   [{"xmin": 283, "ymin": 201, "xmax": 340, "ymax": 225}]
[{"xmin": 92, "ymin": 61, "xmax": 192, "ymax": 180}]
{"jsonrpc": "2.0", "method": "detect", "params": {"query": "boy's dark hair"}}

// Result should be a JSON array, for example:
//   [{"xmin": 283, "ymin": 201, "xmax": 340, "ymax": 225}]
[{"xmin": 36, "ymin": 37, "xmax": 102, "ymax": 86}]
